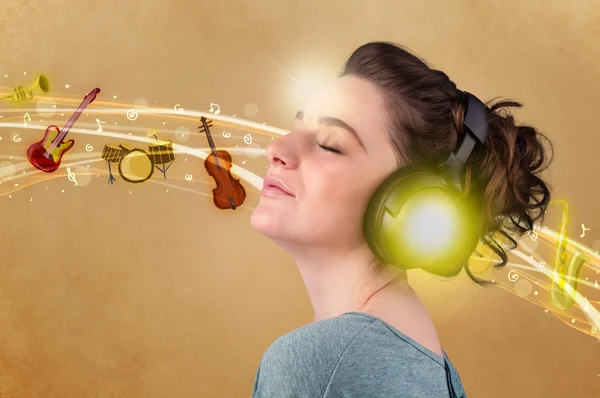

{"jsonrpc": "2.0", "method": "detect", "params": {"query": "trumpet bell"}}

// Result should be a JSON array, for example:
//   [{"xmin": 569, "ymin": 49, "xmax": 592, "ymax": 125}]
[{"xmin": 35, "ymin": 74, "xmax": 50, "ymax": 93}]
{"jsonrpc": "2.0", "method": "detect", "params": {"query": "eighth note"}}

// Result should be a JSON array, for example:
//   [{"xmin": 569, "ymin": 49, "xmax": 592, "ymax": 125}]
[
  {"xmin": 209, "ymin": 103, "xmax": 220, "ymax": 115},
  {"xmin": 96, "ymin": 118, "xmax": 106, "ymax": 132},
  {"xmin": 23, "ymin": 112, "xmax": 31, "ymax": 126},
  {"xmin": 580, "ymin": 224, "xmax": 590, "ymax": 238}
]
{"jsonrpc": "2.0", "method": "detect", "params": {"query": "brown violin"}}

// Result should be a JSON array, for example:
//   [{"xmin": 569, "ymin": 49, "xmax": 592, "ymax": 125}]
[{"xmin": 198, "ymin": 117, "xmax": 246, "ymax": 210}]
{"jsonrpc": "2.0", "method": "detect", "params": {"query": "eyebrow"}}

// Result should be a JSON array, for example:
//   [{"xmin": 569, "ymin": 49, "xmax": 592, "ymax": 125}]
[{"xmin": 295, "ymin": 110, "xmax": 366, "ymax": 151}]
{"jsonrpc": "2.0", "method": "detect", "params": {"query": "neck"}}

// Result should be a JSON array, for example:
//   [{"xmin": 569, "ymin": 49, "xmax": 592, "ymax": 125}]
[
  {"xmin": 47, "ymin": 98, "xmax": 89, "ymax": 153},
  {"xmin": 277, "ymin": 240, "xmax": 411, "ymax": 322}
]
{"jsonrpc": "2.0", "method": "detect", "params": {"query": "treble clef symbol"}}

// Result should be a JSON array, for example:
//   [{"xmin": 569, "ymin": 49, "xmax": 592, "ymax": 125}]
[{"xmin": 67, "ymin": 167, "xmax": 78, "ymax": 186}]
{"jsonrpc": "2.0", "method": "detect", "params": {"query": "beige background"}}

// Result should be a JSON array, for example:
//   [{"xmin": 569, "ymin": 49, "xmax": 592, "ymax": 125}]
[{"xmin": 1, "ymin": 0, "xmax": 600, "ymax": 397}]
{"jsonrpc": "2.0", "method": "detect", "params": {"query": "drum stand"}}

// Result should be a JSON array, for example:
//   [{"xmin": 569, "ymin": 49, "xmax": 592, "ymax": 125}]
[
  {"xmin": 154, "ymin": 160, "xmax": 174, "ymax": 179},
  {"xmin": 102, "ymin": 144, "xmax": 125, "ymax": 185},
  {"xmin": 107, "ymin": 161, "xmax": 117, "ymax": 184}
]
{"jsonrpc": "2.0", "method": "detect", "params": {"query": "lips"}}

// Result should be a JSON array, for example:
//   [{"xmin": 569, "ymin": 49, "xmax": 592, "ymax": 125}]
[{"xmin": 262, "ymin": 176, "xmax": 295, "ymax": 197}]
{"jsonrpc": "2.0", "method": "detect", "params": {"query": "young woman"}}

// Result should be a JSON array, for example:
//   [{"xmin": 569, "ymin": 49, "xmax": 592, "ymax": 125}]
[{"xmin": 250, "ymin": 41, "xmax": 553, "ymax": 397}]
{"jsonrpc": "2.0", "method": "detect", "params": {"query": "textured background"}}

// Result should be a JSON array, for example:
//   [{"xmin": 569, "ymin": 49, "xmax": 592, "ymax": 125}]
[{"xmin": 1, "ymin": 0, "xmax": 599, "ymax": 397}]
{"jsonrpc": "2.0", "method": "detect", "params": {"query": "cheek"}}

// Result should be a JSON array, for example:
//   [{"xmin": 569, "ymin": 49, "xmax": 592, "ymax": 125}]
[{"xmin": 303, "ymin": 167, "xmax": 373, "ymax": 223}]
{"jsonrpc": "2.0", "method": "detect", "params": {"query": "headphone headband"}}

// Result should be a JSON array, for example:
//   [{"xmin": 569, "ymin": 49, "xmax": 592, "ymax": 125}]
[
  {"xmin": 439, "ymin": 91, "xmax": 488, "ymax": 192},
  {"xmin": 462, "ymin": 91, "xmax": 489, "ymax": 145}
]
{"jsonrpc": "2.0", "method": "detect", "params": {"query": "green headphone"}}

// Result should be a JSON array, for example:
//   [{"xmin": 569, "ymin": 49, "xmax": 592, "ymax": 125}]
[{"xmin": 364, "ymin": 91, "xmax": 489, "ymax": 277}]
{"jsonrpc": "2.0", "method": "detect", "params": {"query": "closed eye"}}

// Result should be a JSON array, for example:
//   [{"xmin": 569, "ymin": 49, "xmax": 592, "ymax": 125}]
[{"xmin": 317, "ymin": 143, "xmax": 343, "ymax": 155}]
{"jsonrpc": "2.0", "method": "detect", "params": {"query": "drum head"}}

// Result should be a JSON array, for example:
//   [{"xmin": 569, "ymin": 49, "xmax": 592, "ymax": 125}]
[{"xmin": 118, "ymin": 149, "xmax": 154, "ymax": 183}]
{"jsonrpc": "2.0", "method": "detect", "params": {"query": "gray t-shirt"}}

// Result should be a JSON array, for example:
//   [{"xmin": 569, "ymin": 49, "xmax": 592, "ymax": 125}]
[{"xmin": 252, "ymin": 311, "xmax": 466, "ymax": 397}]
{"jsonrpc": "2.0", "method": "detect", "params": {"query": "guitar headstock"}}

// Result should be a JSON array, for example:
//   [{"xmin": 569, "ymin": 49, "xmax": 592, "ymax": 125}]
[
  {"xmin": 198, "ymin": 117, "xmax": 213, "ymax": 134},
  {"xmin": 84, "ymin": 87, "xmax": 101, "ymax": 102}
]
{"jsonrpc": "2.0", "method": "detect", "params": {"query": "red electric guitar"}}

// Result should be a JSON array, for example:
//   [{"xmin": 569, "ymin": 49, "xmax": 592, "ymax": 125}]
[{"xmin": 27, "ymin": 87, "xmax": 101, "ymax": 173}]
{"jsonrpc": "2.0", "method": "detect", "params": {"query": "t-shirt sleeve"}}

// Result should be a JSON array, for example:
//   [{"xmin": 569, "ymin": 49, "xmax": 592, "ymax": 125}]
[
  {"xmin": 251, "ymin": 319, "xmax": 370, "ymax": 397},
  {"xmin": 251, "ymin": 357, "xmax": 262, "ymax": 397},
  {"xmin": 251, "ymin": 336, "xmax": 337, "ymax": 397}
]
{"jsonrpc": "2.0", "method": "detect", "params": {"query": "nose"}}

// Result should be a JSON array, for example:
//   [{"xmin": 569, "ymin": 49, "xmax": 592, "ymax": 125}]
[{"xmin": 265, "ymin": 134, "xmax": 299, "ymax": 169}]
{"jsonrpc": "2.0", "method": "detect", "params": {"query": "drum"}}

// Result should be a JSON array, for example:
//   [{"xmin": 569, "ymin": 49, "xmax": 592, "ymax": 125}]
[
  {"xmin": 118, "ymin": 148, "xmax": 154, "ymax": 183},
  {"xmin": 148, "ymin": 140, "xmax": 175, "ymax": 166},
  {"xmin": 101, "ymin": 144, "xmax": 125, "ymax": 163}
]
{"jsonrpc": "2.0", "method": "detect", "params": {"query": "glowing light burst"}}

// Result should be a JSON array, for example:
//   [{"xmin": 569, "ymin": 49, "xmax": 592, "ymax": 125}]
[
  {"xmin": 291, "ymin": 69, "xmax": 329, "ymax": 105},
  {"xmin": 404, "ymin": 194, "xmax": 459, "ymax": 253},
  {"xmin": 264, "ymin": 55, "xmax": 334, "ymax": 110},
  {"xmin": 1, "ymin": 94, "xmax": 600, "ymax": 341}
]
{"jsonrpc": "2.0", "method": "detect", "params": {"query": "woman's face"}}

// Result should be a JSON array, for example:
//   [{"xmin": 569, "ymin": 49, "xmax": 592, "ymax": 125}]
[{"xmin": 251, "ymin": 74, "xmax": 399, "ymax": 248}]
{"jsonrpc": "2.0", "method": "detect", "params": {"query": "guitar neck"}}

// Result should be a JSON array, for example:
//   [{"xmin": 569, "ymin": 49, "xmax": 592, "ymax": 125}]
[{"xmin": 55, "ymin": 97, "xmax": 94, "ymax": 142}]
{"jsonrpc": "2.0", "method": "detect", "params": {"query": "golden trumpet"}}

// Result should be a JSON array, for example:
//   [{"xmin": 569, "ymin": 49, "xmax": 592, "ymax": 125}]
[
  {"xmin": 0, "ymin": 74, "xmax": 50, "ymax": 105},
  {"xmin": 549, "ymin": 200, "xmax": 590, "ymax": 310}
]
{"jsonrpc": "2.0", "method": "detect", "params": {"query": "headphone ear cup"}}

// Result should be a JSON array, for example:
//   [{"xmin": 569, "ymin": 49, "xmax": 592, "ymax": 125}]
[
  {"xmin": 365, "ymin": 165, "xmax": 446, "ymax": 268},
  {"xmin": 364, "ymin": 165, "xmax": 483, "ymax": 276}
]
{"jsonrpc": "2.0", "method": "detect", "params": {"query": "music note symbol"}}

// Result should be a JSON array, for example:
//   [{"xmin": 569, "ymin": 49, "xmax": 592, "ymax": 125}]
[
  {"xmin": 580, "ymin": 224, "xmax": 590, "ymax": 238},
  {"xmin": 209, "ymin": 103, "xmax": 220, "ymax": 115},
  {"xmin": 96, "ymin": 118, "xmax": 106, "ymax": 132},
  {"xmin": 66, "ymin": 167, "xmax": 78, "ymax": 186},
  {"xmin": 23, "ymin": 112, "xmax": 31, "ymax": 126}
]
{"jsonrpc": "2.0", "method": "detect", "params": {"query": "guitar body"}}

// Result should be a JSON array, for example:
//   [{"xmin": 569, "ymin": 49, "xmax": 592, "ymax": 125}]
[
  {"xmin": 204, "ymin": 150, "xmax": 247, "ymax": 209},
  {"xmin": 27, "ymin": 125, "xmax": 75, "ymax": 173},
  {"xmin": 26, "ymin": 87, "xmax": 100, "ymax": 173}
]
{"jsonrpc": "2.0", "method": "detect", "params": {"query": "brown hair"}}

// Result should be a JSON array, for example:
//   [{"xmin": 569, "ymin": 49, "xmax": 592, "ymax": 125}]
[{"xmin": 341, "ymin": 41, "xmax": 554, "ymax": 285}]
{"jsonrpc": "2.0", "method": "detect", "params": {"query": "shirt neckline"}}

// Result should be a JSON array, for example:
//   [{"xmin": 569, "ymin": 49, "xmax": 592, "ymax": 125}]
[{"xmin": 339, "ymin": 311, "xmax": 447, "ymax": 367}]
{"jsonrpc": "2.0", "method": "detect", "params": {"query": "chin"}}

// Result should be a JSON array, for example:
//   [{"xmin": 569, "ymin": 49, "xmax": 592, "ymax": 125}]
[
  {"xmin": 251, "ymin": 204, "xmax": 309, "ymax": 245},
  {"xmin": 250, "ymin": 205, "xmax": 285, "ymax": 238}
]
